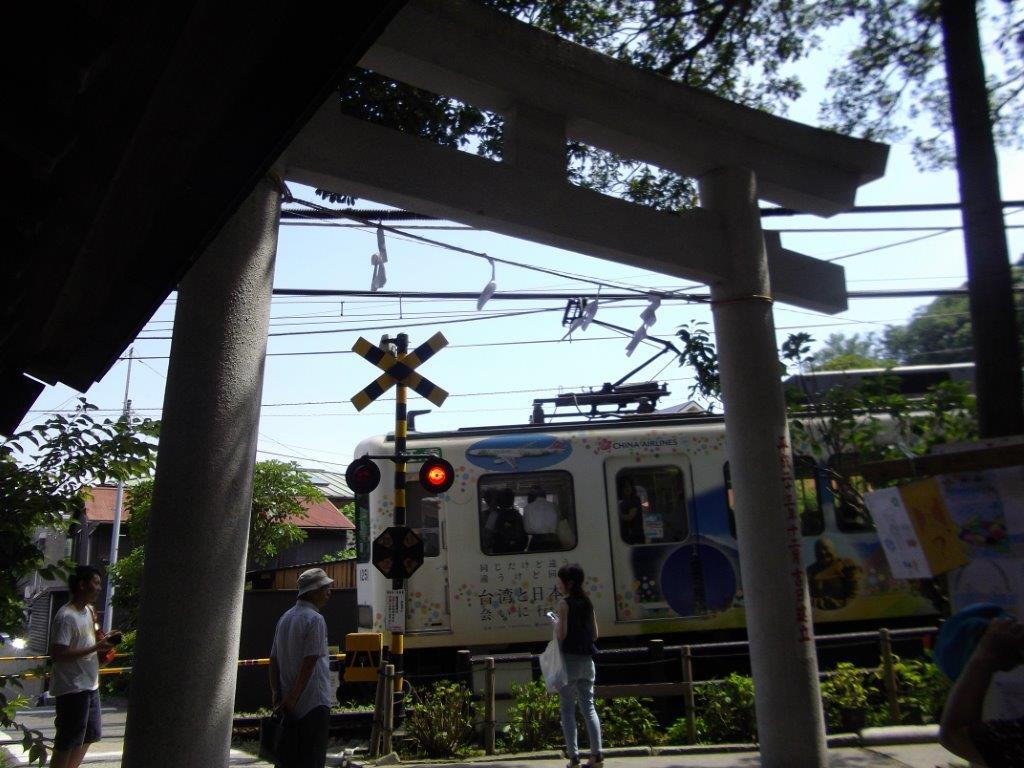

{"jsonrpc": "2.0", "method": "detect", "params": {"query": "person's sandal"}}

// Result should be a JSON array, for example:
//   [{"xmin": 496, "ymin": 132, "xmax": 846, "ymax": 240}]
[
  {"xmin": 565, "ymin": 757, "xmax": 580, "ymax": 768},
  {"xmin": 583, "ymin": 755, "xmax": 603, "ymax": 768}
]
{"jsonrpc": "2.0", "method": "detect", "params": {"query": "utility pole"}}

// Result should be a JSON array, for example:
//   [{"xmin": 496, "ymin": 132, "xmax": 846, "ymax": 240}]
[
  {"xmin": 940, "ymin": 0, "xmax": 1023, "ymax": 437},
  {"xmin": 102, "ymin": 346, "xmax": 134, "ymax": 633}
]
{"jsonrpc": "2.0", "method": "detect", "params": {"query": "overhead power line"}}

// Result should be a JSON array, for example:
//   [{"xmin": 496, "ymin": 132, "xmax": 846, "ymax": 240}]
[
  {"xmin": 270, "ymin": 287, "xmax": 1017, "ymax": 301},
  {"xmin": 281, "ymin": 200, "xmax": 1024, "ymax": 221},
  {"xmin": 760, "ymin": 199, "xmax": 1024, "ymax": 217}
]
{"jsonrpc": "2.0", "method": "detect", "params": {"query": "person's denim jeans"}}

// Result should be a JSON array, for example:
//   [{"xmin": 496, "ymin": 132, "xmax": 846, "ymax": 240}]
[{"xmin": 558, "ymin": 654, "xmax": 602, "ymax": 760}]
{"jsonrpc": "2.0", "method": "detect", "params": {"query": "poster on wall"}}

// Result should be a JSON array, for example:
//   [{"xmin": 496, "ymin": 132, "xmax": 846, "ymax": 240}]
[
  {"xmin": 863, "ymin": 478, "xmax": 967, "ymax": 578},
  {"xmin": 864, "ymin": 487, "xmax": 933, "ymax": 579},
  {"xmin": 939, "ymin": 466, "xmax": 1024, "ymax": 721}
]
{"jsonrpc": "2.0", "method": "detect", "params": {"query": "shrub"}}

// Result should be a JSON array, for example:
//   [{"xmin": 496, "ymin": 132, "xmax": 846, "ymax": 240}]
[
  {"xmin": 505, "ymin": 680, "xmax": 562, "ymax": 752},
  {"xmin": 665, "ymin": 713, "xmax": 711, "ymax": 745},
  {"xmin": 866, "ymin": 655, "xmax": 950, "ymax": 725},
  {"xmin": 694, "ymin": 673, "xmax": 757, "ymax": 743},
  {"xmin": 820, "ymin": 662, "xmax": 868, "ymax": 730},
  {"xmin": 405, "ymin": 681, "xmax": 479, "ymax": 757},
  {"xmin": 100, "ymin": 629, "xmax": 135, "ymax": 697},
  {"xmin": 595, "ymin": 696, "xmax": 659, "ymax": 746}
]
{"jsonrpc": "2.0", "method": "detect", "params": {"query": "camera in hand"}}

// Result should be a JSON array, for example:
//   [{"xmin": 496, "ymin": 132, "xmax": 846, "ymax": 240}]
[{"xmin": 104, "ymin": 630, "xmax": 123, "ymax": 645}]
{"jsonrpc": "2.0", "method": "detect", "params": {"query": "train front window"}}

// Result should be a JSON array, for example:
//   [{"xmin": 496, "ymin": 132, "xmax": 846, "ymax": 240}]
[
  {"xmin": 405, "ymin": 482, "xmax": 440, "ymax": 557},
  {"xmin": 616, "ymin": 466, "xmax": 687, "ymax": 545},
  {"xmin": 827, "ymin": 454, "xmax": 875, "ymax": 533},
  {"xmin": 478, "ymin": 471, "xmax": 576, "ymax": 555},
  {"xmin": 724, "ymin": 457, "xmax": 823, "ymax": 537}
]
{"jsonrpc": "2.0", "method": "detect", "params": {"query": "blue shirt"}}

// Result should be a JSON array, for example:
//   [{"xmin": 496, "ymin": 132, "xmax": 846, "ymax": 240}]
[{"xmin": 270, "ymin": 601, "xmax": 332, "ymax": 718}]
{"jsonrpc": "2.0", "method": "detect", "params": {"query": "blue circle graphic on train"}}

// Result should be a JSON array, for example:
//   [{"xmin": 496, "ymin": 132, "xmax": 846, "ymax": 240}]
[
  {"xmin": 465, "ymin": 434, "xmax": 572, "ymax": 471},
  {"xmin": 659, "ymin": 542, "xmax": 737, "ymax": 616}
]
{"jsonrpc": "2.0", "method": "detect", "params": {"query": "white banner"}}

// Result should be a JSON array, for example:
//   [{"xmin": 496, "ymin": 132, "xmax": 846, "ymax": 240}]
[{"xmin": 385, "ymin": 589, "xmax": 406, "ymax": 633}]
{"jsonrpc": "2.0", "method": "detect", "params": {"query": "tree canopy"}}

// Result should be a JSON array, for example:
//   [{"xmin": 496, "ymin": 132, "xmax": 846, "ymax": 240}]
[
  {"xmin": 808, "ymin": 257, "xmax": 1024, "ymax": 369},
  {"xmin": 109, "ymin": 460, "xmax": 322, "ymax": 629},
  {"xmin": 1, "ymin": 401, "xmax": 157, "ymax": 764},
  {"xmin": 819, "ymin": 0, "xmax": 1023, "ymax": 170}
]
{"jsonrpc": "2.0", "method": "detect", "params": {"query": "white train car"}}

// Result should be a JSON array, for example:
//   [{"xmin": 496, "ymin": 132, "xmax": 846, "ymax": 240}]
[{"xmin": 352, "ymin": 413, "xmax": 938, "ymax": 661}]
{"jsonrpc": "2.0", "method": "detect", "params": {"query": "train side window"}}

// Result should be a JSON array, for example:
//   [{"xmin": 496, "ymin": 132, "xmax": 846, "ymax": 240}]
[
  {"xmin": 724, "ymin": 458, "xmax": 824, "ymax": 537},
  {"xmin": 827, "ymin": 454, "xmax": 875, "ymax": 533},
  {"xmin": 405, "ymin": 482, "xmax": 440, "ymax": 557},
  {"xmin": 616, "ymin": 466, "xmax": 687, "ymax": 545},
  {"xmin": 355, "ymin": 493, "xmax": 370, "ymax": 564},
  {"xmin": 794, "ymin": 456, "xmax": 824, "ymax": 536},
  {"xmin": 477, "ymin": 471, "xmax": 577, "ymax": 555}
]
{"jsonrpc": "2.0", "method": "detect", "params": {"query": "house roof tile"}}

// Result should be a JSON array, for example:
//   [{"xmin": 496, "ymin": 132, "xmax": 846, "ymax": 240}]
[{"xmin": 82, "ymin": 486, "xmax": 353, "ymax": 530}]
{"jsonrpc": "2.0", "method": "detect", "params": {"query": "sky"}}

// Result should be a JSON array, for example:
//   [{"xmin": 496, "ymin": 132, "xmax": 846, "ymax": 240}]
[{"xmin": 15, "ymin": 16, "xmax": 1024, "ymax": 481}]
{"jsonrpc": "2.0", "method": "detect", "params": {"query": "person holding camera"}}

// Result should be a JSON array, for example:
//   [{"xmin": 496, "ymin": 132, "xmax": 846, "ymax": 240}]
[
  {"xmin": 938, "ymin": 605, "xmax": 1024, "ymax": 767},
  {"xmin": 49, "ymin": 565, "xmax": 116, "ymax": 768}
]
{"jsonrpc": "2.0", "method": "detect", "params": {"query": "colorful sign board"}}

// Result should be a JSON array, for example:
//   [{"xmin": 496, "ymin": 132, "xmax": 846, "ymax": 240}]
[{"xmin": 863, "ymin": 477, "xmax": 968, "ymax": 578}]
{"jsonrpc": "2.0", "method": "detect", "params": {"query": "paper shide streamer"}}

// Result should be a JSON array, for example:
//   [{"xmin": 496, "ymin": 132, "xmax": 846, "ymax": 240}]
[
  {"xmin": 370, "ymin": 226, "xmax": 388, "ymax": 292},
  {"xmin": 477, "ymin": 258, "xmax": 497, "ymax": 310},
  {"xmin": 625, "ymin": 294, "xmax": 661, "ymax": 356}
]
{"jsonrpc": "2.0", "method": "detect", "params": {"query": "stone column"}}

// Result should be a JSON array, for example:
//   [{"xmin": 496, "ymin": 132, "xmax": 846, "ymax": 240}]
[
  {"xmin": 122, "ymin": 177, "xmax": 281, "ymax": 767},
  {"xmin": 700, "ymin": 167, "xmax": 827, "ymax": 767}
]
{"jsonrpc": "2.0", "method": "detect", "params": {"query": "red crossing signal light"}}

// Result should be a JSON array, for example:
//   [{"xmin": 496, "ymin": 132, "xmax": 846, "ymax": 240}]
[
  {"xmin": 346, "ymin": 456, "xmax": 381, "ymax": 494},
  {"xmin": 419, "ymin": 457, "xmax": 454, "ymax": 494}
]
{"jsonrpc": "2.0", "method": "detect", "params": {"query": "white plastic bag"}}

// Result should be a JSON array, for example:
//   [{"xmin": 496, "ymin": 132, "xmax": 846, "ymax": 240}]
[{"xmin": 539, "ymin": 612, "xmax": 567, "ymax": 693}]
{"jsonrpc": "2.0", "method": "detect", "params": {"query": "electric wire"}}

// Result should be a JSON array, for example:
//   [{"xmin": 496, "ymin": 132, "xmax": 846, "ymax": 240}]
[{"xmin": 287, "ymin": 197, "xmax": 682, "ymax": 298}]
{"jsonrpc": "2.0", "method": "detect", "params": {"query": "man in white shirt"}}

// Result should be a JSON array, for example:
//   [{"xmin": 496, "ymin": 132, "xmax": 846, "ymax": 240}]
[
  {"xmin": 49, "ymin": 565, "xmax": 113, "ymax": 768},
  {"xmin": 523, "ymin": 488, "xmax": 560, "ymax": 551},
  {"xmin": 269, "ymin": 568, "xmax": 334, "ymax": 768}
]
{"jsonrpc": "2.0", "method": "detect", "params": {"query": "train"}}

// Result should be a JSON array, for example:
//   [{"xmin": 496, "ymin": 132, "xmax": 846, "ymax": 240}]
[{"xmin": 351, "ymin": 389, "xmax": 942, "ymax": 667}]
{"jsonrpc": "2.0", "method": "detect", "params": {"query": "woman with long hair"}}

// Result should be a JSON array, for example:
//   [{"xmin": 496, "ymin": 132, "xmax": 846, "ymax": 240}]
[{"xmin": 555, "ymin": 564, "xmax": 603, "ymax": 768}]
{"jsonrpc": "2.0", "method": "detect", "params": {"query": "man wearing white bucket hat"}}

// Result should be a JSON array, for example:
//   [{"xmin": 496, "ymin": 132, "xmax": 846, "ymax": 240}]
[{"xmin": 269, "ymin": 567, "xmax": 334, "ymax": 768}]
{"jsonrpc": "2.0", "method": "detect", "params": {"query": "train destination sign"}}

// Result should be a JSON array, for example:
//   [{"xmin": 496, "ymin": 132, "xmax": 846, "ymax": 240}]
[{"xmin": 372, "ymin": 525, "xmax": 425, "ymax": 580}]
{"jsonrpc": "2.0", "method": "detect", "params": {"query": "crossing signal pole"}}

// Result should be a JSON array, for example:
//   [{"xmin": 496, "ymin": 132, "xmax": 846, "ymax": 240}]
[
  {"xmin": 348, "ymin": 330, "xmax": 454, "ymax": 714},
  {"xmin": 390, "ymin": 333, "xmax": 410, "ymax": 683}
]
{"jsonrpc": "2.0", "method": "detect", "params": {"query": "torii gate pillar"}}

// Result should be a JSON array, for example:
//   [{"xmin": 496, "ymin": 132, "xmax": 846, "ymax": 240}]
[
  {"xmin": 122, "ymin": 177, "xmax": 282, "ymax": 768},
  {"xmin": 702, "ymin": 167, "xmax": 828, "ymax": 767}
]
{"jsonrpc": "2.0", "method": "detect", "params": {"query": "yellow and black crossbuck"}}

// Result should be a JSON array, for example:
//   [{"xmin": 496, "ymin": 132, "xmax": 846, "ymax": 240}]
[{"xmin": 350, "ymin": 332, "xmax": 449, "ymax": 411}]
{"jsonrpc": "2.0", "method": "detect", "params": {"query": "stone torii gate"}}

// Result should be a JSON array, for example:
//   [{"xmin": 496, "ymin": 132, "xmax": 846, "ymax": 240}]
[{"xmin": 121, "ymin": 2, "xmax": 887, "ymax": 766}]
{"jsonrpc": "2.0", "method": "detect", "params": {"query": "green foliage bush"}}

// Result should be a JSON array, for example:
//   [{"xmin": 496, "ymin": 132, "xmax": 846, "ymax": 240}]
[
  {"xmin": 405, "ymin": 681, "xmax": 479, "ymax": 758},
  {"xmin": 505, "ymin": 680, "xmax": 561, "ymax": 752},
  {"xmin": 665, "ymin": 714, "xmax": 713, "ymax": 745},
  {"xmin": 1, "ymin": 400, "xmax": 157, "ymax": 765},
  {"xmin": 866, "ymin": 655, "xmax": 950, "ymax": 726},
  {"xmin": 694, "ymin": 672, "xmax": 757, "ymax": 744},
  {"xmin": 595, "ymin": 696, "xmax": 659, "ymax": 746},
  {"xmin": 820, "ymin": 662, "xmax": 869, "ymax": 730},
  {"xmin": 99, "ymin": 630, "xmax": 136, "ymax": 697}
]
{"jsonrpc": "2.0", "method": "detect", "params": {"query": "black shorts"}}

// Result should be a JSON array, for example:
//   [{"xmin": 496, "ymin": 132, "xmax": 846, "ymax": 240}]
[{"xmin": 54, "ymin": 689, "xmax": 102, "ymax": 751}]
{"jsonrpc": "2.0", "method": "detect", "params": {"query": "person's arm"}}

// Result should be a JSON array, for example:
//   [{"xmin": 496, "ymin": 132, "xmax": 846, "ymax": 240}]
[
  {"xmin": 557, "ymin": 599, "xmax": 568, "ymax": 642},
  {"xmin": 269, "ymin": 656, "xmax": 282, "ymax": 711},
  {"xmin": 49, "ymin": 613, "xmax": 110, "ymax": 662},
  {"xmin": 50, "ymin": 640, "xmax": 110, "ymax": 663},
  {"xmin": 590, "ymin": 607, "xmax": 599, "ymax": 641},
  {"xmin": 940, "ymin": 618, "xmax": 1024, "ymax": 764},
  {"xmin": 281, "ymin": 656, "xmax": 319, "ymax": 716}
]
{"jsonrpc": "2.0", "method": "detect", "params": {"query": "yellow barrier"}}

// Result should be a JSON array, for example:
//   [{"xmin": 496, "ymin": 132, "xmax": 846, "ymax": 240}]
[{"xmin": 344, "ymin": 633, "xmax": 383, "ymax": 684}]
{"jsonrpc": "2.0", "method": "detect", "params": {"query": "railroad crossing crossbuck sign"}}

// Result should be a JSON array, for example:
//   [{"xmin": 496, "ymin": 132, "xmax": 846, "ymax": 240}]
[
  {"xmin": 350, "ymin": 332, "xmax": 449, "ymax": 411},
  {"xmin": 372, "ymin": 525, "xmax": 426, "ymax": 580}
]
